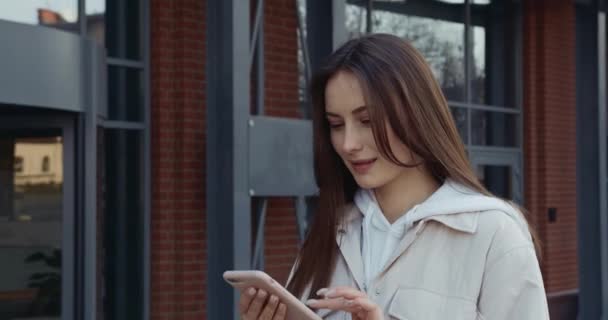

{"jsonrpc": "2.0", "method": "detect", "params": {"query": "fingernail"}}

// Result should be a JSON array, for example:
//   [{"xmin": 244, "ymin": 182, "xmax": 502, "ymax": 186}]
[
  {"xmin": 316, "ymin": 288, "xmax": 329, "ymax": 297},
  {"xmin": 270, "ymin": 295, "xmax": 278, "ymax": 303},
  {"xmin": 247, "ymin": 288, "xmax": 256, "ymax": 296},
  {"xmin": 258, "ymin": 290, "xmax": 267, "ymax": 298},
  {"xmin": 344, "ymin": 299, "xmax": 353, "ymax": 306},
  {"xmin": 325, "ymin": 289, "xmax": 336, "ymax": 298}
]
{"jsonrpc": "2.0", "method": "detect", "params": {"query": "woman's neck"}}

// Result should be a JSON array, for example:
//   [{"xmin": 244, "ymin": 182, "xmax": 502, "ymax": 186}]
[{"xmin": 373, "ymin": 166, "xmax": 440, "ymax": 224}]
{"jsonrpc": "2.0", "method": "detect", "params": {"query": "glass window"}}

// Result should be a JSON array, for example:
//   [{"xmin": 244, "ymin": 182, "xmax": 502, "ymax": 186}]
[
  {"xmin": 103, "ymin": 129, "xmax": 143, "ymax": 320},
  {"xmin": 108, "ymin": 66, "xmax": 144, "ymax": 122},
  {"xmin": 0, "ymin": 130, "xmax": 63, "ymax": 319},
  {"xmin": 0, "ymin": 1, "xmax": 78, "ymax": 33},
  {"xmin": 371, "ymin": 0, "xmax": 466, "ymax": 102},
  {"xmin": 42, "ymin": 156, "xmax": 50, "ymax": 173},
  {"xmin": 14, "ymin": 156, "xmax": 24, "ymax": 173},
  {"xmin": 349, "ymin": 1, "xmax": 521, "ymax": 147},
  {"xmin": 450, "ymin": 106, "xmax": 468, "ymax": 144},
  {"xmin": 475, "ymin": 164, "xmax": 512, "ymax": 199},
  {"xmin": 87, "ymin": 0, "xmax": 141, "ymax": 60},
  {"xmin": 471, "ymin": 110, "xmax": 517, "ymax": 147},
  {"xmin": 471, "ymin": 0, "xmax": 517, "ymax": 107},
  {"xmin": 346, "ymin": 2, "xmax": 368, "ymax": 39}
]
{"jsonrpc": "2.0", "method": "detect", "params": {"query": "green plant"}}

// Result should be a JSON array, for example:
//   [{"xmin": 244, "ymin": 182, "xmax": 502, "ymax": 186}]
[{"xmin": 25, "ymin": 248, "xmax": 61, "ymax": 316}]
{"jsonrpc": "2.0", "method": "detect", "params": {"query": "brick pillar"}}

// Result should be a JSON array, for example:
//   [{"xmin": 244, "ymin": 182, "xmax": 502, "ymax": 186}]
[
  {"xmin": 523, "ymin": 0, "xmax": 578, "ymax": 294},
  {"xmin": 151, "ymin": 0, "xmax": 207, "ymax": 318}
]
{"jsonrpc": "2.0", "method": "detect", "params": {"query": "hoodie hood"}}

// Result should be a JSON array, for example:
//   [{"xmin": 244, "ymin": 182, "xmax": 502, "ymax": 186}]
[{"xmin": 353, "ymin": 179, "xmax": 531, "ymax": 240}]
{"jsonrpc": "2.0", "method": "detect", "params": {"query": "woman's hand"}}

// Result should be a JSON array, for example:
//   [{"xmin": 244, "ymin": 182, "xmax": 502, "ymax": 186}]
[
  {"xmin": 239, "ymin": 287, "xmax": 287, "ymax": 320},
  {"xmin": 306, "ymin": 287, "xmax": 384, "ymax": 320}
]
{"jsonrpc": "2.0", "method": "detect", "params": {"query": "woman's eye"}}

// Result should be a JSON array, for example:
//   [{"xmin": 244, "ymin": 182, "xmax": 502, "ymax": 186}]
[
  {"xmin": 329, "ymin": 123, "xmax": 344, "ymax": 129},
  {"xmin": 360, "ymin": 118, "xmax": 371, "ymax": 125}
]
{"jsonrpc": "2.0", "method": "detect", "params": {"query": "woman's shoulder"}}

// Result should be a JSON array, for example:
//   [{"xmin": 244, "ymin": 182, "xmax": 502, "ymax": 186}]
[{"xmin": 475, "ymin": 205, "xmax": 536, "ymax": 264}]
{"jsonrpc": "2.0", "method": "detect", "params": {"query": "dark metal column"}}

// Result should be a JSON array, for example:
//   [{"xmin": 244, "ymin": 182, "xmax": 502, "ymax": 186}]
[
  {"xmin": 307, "ymin": 0, "xmax": 345, "ymax": 73},
  {"xmin": 576, "ymin": 0, "xmax": 603, "ymax": 318},
  {"xmin": 207, "ymin": 1, "xmax": 251, "ymax": 319}
]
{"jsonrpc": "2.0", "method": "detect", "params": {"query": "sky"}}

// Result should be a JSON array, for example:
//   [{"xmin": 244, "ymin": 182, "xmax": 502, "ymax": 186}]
[{"xmin": 0, "ymin": 0, "xmax": 105, "ymax": 24}]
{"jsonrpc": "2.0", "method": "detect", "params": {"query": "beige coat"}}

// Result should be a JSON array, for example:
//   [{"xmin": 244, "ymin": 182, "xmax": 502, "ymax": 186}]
[{"xmin": 299, "ymin": 186, "xmax": 549, "ymax": 320}]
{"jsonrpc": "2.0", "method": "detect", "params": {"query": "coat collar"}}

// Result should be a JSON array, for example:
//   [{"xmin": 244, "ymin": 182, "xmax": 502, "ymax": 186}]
[{"xmin": 337, "ymin": 204, "xmax": 480, "ymax": 236}]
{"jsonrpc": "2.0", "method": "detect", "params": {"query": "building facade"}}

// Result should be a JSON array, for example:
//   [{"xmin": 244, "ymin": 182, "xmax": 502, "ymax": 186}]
[{"xmin": 0, "ymin": 0, "xmax": 604, "ymax": 319}]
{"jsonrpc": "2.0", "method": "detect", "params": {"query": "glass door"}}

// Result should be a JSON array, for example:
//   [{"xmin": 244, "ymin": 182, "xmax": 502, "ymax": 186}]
[
  {"xmin": 0, "ymin": 116, "xmax": 74, "ymax": 320},
  {"xmin": 469, "ymin": 150, "xmax": 522, "ymax": 204}
]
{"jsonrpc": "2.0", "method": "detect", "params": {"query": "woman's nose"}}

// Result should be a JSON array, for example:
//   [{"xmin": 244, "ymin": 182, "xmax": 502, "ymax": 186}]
[{"xmin": 342, "ymin": 126, "xmax": 363, "ymax": 153}]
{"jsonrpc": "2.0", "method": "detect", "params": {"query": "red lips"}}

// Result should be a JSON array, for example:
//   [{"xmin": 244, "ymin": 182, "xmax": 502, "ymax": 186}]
[{"xmin": 350, "ymin": 158, "xmax": 376, "ymax": 174}]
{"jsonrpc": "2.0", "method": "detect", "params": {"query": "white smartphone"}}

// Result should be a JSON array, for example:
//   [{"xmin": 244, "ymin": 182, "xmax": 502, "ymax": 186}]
[{"xmin": 223, "ymin": 270, "xmax": 322, "ymax": 320}]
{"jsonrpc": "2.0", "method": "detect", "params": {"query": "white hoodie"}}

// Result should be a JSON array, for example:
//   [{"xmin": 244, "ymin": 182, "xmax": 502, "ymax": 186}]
[{"xmin": 354, "ymin": 179, "xmax": 532, "ymax": 292}]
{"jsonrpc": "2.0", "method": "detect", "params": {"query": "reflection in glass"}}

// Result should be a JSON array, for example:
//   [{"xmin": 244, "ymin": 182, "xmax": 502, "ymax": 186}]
[
  {"xmin": 85, "ymin": 0, "xmax": 106, "ymax": 46},
  {"xmin": 450, "ymin": 106, "xmax": 468, "ymax": 144},
  {"xmin": 371, "ymin": 1, "xmax": 466, "ymax": 102},
  {"xmin": 346, "ymin": 3, "xmax": 367, "ymax": 39},
  {"xmin": 471, "ymin": 0, "xmax": 516, "ymax": 107},
  {"xmin": 472, "ymin": 25, "xmax": 486, "ymax": 104},
  {"xmin": 475, "ymin": 164, "xmax": 512, "ymax": 199},
  {"xmin": 471, "ymin": 110, "xmax": 517, "ymax": 147},
  {"xmin": 0, "ymin": 130, "xmax": 63, "ymax": 319},
  {"xmin": 0, "ymin": 1, "xmax": 78, "ymax": 33}
]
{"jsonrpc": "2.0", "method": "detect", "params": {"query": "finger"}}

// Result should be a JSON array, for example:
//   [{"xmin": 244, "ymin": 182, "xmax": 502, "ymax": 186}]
[
  {"xmin": 323, "ymin": 287, "xmax": 367, "ymax": 300},
  {"xmin": 239, "ymin": 287, "xmax": 257, "ymax": 314},
  {"xmin": 352, "ymin": 297, "xmax": 380, "ymax": 313},
  {"xmin": 245, "ymin": 289, "xmax": 268, "ymax": 319},
  {"xmin": 306, "ymin": 298, "xmax": 361, "ymax": 313},
  {"xmin": 273, "ymin": 303, "xmax": 287, "ymax": 320},
  {"xmin": 259, "ymin": 295, "xmax": 279, "ymax": 320}
]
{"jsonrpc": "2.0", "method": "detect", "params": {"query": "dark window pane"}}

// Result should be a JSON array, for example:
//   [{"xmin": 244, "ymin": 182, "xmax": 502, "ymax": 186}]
[
  {"xmin": 42, "ymin": 156, "xmax": 51, "ymax": 173},
  {"xmin": 103, "ymin": 129, "xmax": 143, "ymax": 320},
  {"xmin": 450, "ymin": 106, "xmax": 468, "ymax": 144},
  {"xmin": 108, "ymin": 67, "xmax": 143, "ymax": 122},
  {"xmin": 475, "ymin": 164, "xmax": 512, "ymax": 200},
  {"xmin": 87, "ymin": 0, "xmax": 140, "ymax": 59},
  {"xmin": 0, "ymin": 130, "xmax": 63, "ymax": 319},
  {"xmin": 0, "ymin": 1, "xmax": 78, "ymax": 33},
  {"xmin": 371, "ymin": 0, "xmax": 466, "ymax": 102},
  {"xmin": 471, "ymin": 110, "xmax": 517, "ymax": 147},
  {"xmin": 471, "ymin": 0, "xmax": 517, "ymax": 107}
]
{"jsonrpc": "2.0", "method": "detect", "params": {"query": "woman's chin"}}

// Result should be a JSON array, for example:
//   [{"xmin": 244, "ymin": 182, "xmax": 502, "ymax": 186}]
[{"xmin": 353, "ymin": 176, "xmax": 381, "ymax": 189}]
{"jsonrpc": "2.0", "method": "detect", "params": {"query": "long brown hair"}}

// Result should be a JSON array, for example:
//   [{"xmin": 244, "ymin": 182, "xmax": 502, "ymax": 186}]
[{"xmin": 287, "ymin": 34, "xmax": 538, "ymax": 298}]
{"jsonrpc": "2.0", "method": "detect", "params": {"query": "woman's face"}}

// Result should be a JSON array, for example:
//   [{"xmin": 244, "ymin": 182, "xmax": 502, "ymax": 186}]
[{"xmin": 325, "ymin": 71, "xmax": 414, "ymax": 189}]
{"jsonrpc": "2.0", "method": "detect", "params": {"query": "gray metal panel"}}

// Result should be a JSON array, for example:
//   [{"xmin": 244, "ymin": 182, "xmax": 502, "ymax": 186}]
[
  {"xmin": 141, "ymin": 0, "xmax": 151, "ymax": 319},
  {"xmin": 576, "ymin": 1, "xmax": 603, "ymax": 318},
  {"xmin": 61, "ymin": 119, "xmax": 76, "ymax": 320},
  {"xmin": 206, "ymin": 1, "xmax": 252, "ymax": 319},
  {"xmin": 248, "ymin": 116, "xmax": 316, "ymax": 197},
  {"xmin": 0, "ymin": 20, "xmax": 84, "ymax": 112},
  {"xmin": 598, "ymin": 11, "xmax": 608, "ymax": 320},
  {"xmin": 469, "ymin": 149, "xmax": 522, "ymax": 204},
  {"xmin": 82, "ymin": 39, "xmax": 101, "ymax": 320}
]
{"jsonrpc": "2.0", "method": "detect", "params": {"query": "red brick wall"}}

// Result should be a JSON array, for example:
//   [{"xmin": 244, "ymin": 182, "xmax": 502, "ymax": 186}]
[
  {"xmin": 262, "ymin": 0, "xmax": 302, "ymax": 285},
  {"xmin": 151, "ymin": 0, "xmax": 207, "ymax": 319},
  {"xmin": 523, "ymin": 0, "xmax": 578, "ymax": 293},
  {"xmin": 151, "ymin": 0, "xmax": 301, "ymax": 318}
]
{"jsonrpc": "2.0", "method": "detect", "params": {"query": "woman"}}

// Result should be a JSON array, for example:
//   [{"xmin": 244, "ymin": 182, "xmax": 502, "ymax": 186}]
[{"xmin": 239, "ymin": 34, "xmax": 549, "ymax": 320}]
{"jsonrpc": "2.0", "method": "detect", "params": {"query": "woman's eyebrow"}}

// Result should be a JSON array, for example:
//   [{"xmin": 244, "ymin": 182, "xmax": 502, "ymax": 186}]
[
  {"xmin": 325, "ymin": 106, "xmax": 368, "ymax": 118},
  {"xmin": 352, "ymin": 106, "xmax": 368, "ymax": 115}
]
